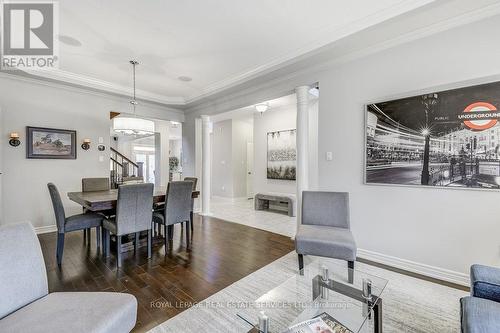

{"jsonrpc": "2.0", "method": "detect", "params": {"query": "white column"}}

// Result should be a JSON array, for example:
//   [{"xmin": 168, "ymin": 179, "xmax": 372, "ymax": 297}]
[
  {"xmin": 201, "ymin": 115, "xmax": 212, "ymax": 216},
  {"xmin": 296, "ymin": 86, "xmax": 310, "ymax": 227}
]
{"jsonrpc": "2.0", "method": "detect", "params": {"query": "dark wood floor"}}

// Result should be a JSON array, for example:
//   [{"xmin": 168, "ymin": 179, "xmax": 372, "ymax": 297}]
[{"xmin": 38, "ymin": 214, "xmax": 295, "ymax": 332}]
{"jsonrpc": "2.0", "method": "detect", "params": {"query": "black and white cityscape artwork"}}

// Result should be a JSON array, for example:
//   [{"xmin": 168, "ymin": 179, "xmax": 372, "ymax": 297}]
[
  {"xmin": 267, "ymin": 129, "xmax": 296, "ymax": 180},
  {"xmin": 365, "ymin": 81, "xmax": 500, "ymax": 190}
]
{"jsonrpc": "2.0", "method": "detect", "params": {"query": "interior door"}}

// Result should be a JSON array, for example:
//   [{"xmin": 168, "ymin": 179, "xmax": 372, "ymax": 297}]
[{"xmin": 246, "ymin": 142, "xmax": 254, "ymax": 199}]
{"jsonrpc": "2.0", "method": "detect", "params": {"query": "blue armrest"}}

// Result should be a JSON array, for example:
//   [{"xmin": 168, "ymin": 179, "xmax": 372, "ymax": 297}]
[{"xmin": 471, "ymin": 264, "xmax": 500, "ymax": 303}]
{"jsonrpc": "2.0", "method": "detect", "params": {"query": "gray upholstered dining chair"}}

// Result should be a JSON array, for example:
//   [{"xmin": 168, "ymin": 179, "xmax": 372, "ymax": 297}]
[
  {"xmin": 152, "ymin": 181, "xmax": 193, "ymax": 252},
  {"xmin": 295, "ymin": 191, "xmax": 357, "ymax": 282},
  {"xmin": 47, "ymin": 183, "xmax": 104, "ymax": 266},
  {"xmin": 102, "ymin": 183, "xmax": 154, "ymax": 268},
  {"xmin": 0, "ymin": 222, "xmax": 137, "ymax": 332},
  {"xmin": 81, "ymin": 177, "xmax": 111, "ymax": 241},
  {"xmin": 184, "ymin": 177, "xmax": 198, "ymax": 232}
]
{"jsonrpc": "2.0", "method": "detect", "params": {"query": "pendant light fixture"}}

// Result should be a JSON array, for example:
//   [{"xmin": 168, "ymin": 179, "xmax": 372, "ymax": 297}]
[{"xmin": 113, "ymin": 60, "xmax": 155, "ymax": 135}]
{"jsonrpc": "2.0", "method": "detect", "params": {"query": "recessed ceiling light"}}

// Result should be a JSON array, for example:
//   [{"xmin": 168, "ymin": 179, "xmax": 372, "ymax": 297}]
[
  {"xmin": 57, "ymin": 34, "xmax": 82, "ymax": 47},
  {"xmin": 178, "ymin": 76, "xmax": 192, "ymax": 82}
]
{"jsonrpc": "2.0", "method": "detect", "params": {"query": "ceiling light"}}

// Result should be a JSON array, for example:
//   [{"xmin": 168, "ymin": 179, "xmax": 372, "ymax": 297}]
[
  {"xmin": 112, "ymin": 60, "xmax": 155, "ymax": 136},
  {"xmin": 255, "ymin": 104, "xmax": 269, "ymax": 113},
  {"xmin": 57, "ymin": 34, "xmax": 82, "ymax": 47},
  {"xmin": 309, "ymin": 87, "xmax": 319, "ymax": 97},
  {"xmin": 178, "ymin": 76, "xmax": 192, "ymax": 82}
]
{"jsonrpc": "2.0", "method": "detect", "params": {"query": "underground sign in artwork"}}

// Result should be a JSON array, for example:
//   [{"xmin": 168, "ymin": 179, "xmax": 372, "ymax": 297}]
[{"xmin": 365, "ymin": 80, "xmax": 500, "ymax": 190}]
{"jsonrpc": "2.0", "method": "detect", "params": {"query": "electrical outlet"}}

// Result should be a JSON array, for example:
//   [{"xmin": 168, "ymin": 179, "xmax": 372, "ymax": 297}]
[{"xmin": 326, "ymin": 152, "xmax": 333, "ymax": 161}]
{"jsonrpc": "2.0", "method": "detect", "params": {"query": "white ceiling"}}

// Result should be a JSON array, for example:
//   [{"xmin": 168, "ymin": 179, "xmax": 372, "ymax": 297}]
[
  {"xmin": 16, "ymin": 0, "xmax": 436, "ymax": 104},
  {"xmin": 8, "ymin": 0, "xmax": 500, "ymax": 107}
]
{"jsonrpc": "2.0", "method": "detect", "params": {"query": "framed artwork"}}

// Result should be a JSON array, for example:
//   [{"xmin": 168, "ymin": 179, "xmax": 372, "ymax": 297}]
[
  {"xmin": 365, "ymin": 80, "xmax": 500, "ymax": 190},
  {"xmin": 26, "ymin": 126, "xmax": 77, "ymax": 159},
  {"xmin": 267, "ymin": 129, "xmax": 296, "ymax": 180}
]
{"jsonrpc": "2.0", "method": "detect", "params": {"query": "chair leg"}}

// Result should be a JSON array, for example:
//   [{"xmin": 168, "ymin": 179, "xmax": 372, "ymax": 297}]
[
  {"xmin": 164, "ymin": 224, "xmax": 169, "ymax": 252},
  {"xmin": 190, "ymin": 211, "xmax": 194, "ymax": 233},
  {"xmin": 168, "ymin": 225, "xmax": 174, "ymax": 240},
  {"xmin": 96, "ymin": 226, "xmax": 101, "ymax": 250},
  {"xmin": 56, "ymin": 233, "xmax": 65, "ymax": 266},
  {"xmin": 105, "ymin": 230, "xmax": 110, "ymax": 258},
  {"xmin": 147, "ymin": 229, "xmax": 152, "ymax": 259},
  {"xmin": 117, "ymin": 236, "xmax": 122, "ymax": 268},
  {"xmin": 101, "ymin": 227, "xmax": 106, "ymax": 253},
  {"xmin": 348, "ymin": 260, "xmax": 354, "ymax": 284},
  {"xmin": 86, "ymin": 228, "xmax": 91, "ymax": 245},
  {"xmin": 83, "ymin": 229, "xmax": 87, "ymax": 242},
  {"xmin": 134, "ymin": 232, "xmax": 139, "ymax": 253},
  {"xmin": 186, "ymin": 221, "xmax": 190, "ymax": 248},
  {"xmin": 298, "ymin": 254, "xmax": 304, "ymax": 272}
]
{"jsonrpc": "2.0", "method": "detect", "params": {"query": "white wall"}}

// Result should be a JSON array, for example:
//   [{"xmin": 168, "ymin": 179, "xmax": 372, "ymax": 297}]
[
  {"xmin": 253, "ymin": 106, "xmax": 297, "ymax": 195},
  {"xmin": 182, "ymin": 15, "xmax": 500, "ymax": 280},
  {"xmin": 0, "ymin": 75, "xmax": 182, "ymax": 229},
  {"xmin": 211, "ymin": 120, "xmax": 233, "ymax": 197}
]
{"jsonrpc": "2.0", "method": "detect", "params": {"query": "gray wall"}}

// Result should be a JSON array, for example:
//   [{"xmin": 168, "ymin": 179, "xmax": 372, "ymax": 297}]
[
  {"xmin": 0, "ymin": 75, "xmax": 182, "ymax": 229},
  {"xmin": 181, "ymin": 15, "xmax": 500, "ymax": 278}
]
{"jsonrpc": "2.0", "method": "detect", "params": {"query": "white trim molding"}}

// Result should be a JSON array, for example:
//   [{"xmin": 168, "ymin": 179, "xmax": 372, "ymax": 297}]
[
  {"xmin": 357, "ymin": 248, "xmax": 469, "ymax": 287},
  {"xmin": 35, "ymin": 224, "xmax": 57, "ymax": 234}
]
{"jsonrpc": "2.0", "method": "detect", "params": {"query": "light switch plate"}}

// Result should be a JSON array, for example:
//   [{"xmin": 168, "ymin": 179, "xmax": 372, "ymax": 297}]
[
  {"xmin": 98, "ymin": 137, "xmax": 104, "ymax": 144},
  {"xmin": 326, "ymin": 152, "xmax": 333, "ymax": 161},
  {"xmin": 99, "ymin": 155, "xmax": 104, "ymax": 162}
]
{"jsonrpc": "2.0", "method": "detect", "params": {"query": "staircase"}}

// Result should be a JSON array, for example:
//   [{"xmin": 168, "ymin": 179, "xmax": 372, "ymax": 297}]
[{"xmin": 110, "ymin": 147, "xmax": 144, "ymax": 188}]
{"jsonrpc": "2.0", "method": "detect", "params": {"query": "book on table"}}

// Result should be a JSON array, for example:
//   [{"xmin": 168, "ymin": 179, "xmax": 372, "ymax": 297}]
[{"xmin": 283, "ymin": 312, "xmax": 353, "ymax": 333}]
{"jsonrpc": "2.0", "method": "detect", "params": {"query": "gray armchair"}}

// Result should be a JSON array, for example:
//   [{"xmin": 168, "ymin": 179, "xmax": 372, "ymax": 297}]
[
  {"xmin": 0, "ymin": 222, "xmax": 137, "ymax": 332},
  {"xmin": 152, "ymin": 181, "xmax": 193, "ymax": 252},
  {"xmin": 461, "ymin": 264, "xmax": 500, "ymax": 332},
  {"xmin": 102, "ymin": 183, "xmax": 154, "ymax": 268},
  {"xmin": 295, "ymin": 191, "xmax": 357, "ymax": 282},
  {"xmin": 47, "ymin": 183, "xmax": 103, "ymax": 266}
]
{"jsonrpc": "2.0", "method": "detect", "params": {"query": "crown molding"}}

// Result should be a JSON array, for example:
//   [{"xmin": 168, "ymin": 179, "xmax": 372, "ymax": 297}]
[{"xmin": 18, "ymin": 68, "xmax": 186, "ymax": 106}]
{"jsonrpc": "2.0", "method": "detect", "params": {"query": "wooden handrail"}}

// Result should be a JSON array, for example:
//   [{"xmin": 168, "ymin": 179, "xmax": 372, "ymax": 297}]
[{"xmin": 110, "ymin": 147, "xmax": 138, "ymax": 168}]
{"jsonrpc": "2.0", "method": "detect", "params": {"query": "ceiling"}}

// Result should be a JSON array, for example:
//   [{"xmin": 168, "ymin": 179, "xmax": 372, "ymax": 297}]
[
  {"xmin": 6, "ymin": 0, "xmax": 500, "ymax": 107},
  {"xmin": 11, "ymin": 0, "xmax": 436, "ymax": 104}
]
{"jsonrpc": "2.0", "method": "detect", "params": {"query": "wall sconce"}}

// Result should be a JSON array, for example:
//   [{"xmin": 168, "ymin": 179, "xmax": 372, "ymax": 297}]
[
  {"xmin": 81, "ymin": 138, "xmax": 91, "ymax": 150},
  {"xmin": 9, "ymin": 132, "xmax": 21, "ymax": 147}
]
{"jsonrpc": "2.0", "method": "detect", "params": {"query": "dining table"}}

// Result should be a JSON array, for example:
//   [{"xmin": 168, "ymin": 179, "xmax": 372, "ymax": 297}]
[
  {"xmin": 67, "ymin": 186, "xmax": 200, "ymax": 252},
  {"xmin": 67, "ymin": 186, "xmax": 200, "ymax": 212}
]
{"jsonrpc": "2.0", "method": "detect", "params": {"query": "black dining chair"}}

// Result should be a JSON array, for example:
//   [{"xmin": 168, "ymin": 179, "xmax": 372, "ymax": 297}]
[
  {"xmin": 47, "ymin": 183, "xmax": 104, "ymax": 266},
  {"xmin": 152, "ymin": 181, "xmax": 193, "ymax": 252},
  {"xmin": 81, "ymin": 177, "xmax": 111, "ymax": 242},
  {"xmin": 102, "ymin": 183, "xmax": 154, "ymax": 268}
]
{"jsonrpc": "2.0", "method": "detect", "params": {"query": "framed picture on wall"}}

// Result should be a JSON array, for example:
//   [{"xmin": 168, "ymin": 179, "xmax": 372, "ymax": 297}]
[
  {"xmin": 26, "ymin": 126, "xmax": 77, "ymax": 159},
  {"xmin": 365, "ymin": 80, "xmax": 500, "ymax": 190},
  {"xmin": 267, "ymin": 129, "xmax": 296, "ymax": 180}
]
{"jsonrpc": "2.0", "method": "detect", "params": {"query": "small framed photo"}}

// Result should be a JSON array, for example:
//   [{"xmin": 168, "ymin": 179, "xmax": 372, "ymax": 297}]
[{"xmin": 26, "ymin": 126, "xmax": 77, "ymax": 159}]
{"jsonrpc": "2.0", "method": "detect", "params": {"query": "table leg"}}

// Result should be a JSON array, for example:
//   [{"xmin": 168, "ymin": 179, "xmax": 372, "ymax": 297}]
[{"xmin": 373, "ymin": 298, "xmax": 383, "ymax": 333}]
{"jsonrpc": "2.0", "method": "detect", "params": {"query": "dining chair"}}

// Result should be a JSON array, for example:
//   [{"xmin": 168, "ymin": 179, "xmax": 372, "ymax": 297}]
[
  {"xmin": 102, "ymin": 183, "xmax": 154, "ymax": 268},
  {"xmin": 183, "ymin": 177, "xmax": 198, "ymax": 233},
  {"xmin": 152, "ymin": 181, "xmax": 193, "ymax": 252},
  {"xmin": 295, "ymin": 191, "xmax": 357, "ymax": 283},
  {"xmin": 47, "ymin": 183, "xmax": 104, "ymax": 266},
  {"xmin": 81, "ymin": 177, "xmax": 111, "ymax": 242}
]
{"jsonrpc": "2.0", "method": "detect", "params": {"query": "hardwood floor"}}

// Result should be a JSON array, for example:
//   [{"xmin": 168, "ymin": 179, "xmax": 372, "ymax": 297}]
[{"xmin": 37, "ymin": 214, "xmax": 295, "ymax": 332}]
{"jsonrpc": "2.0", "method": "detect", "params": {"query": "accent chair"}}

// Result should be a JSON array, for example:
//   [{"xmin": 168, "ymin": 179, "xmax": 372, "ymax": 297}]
[{"xmin": 295, "ymin": 191, "xmax": 357, "ymax": 282}]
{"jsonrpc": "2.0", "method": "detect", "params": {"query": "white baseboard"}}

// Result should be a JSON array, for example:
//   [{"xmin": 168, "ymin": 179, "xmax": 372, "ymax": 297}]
[
  {"xmin": 357, "ymin": 248, "xmax": 469, "ymax": 287},
  {"xmin": 34, "ymin": 224, "xmax": 57, "ymax": 234}
]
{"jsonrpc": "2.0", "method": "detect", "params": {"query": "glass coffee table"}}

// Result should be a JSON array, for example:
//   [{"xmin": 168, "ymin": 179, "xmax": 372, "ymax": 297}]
[{"xmin": 237, "ymin": 259, "xmax": 388, "ymax": 333}]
